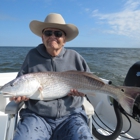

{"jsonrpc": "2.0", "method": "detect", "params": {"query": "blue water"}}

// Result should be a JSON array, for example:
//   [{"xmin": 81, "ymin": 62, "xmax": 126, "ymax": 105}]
[{"xmin": 0, "ymin": 47, "xmax": 140, "ymax": 85}]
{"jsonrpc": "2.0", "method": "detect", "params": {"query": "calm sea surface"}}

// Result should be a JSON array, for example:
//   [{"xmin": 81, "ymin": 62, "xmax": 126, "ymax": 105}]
[{"xmin": 0, "ymin": 47, "xmax": 140, "ymax": 85}]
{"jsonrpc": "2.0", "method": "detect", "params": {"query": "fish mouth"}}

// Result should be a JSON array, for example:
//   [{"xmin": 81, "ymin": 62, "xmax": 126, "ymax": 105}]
[{"xmin": 3, "ymin": 93, "xmax": 14, "ymax": 97}]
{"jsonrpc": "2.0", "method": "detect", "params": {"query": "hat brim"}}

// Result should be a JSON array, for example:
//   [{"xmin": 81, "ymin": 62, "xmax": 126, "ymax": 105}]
[{"xmin": 29, "ymin": 20, "xmax": 79, "ymax": 42}]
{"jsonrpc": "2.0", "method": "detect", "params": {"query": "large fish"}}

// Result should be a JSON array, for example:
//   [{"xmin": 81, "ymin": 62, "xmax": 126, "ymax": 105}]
[{"xmin": 0, "ymin": 71, "xmax": 140, "ymax": 115}]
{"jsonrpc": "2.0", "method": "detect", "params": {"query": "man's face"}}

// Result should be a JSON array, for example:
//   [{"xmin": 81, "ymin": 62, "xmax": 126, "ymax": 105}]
[{"xmin": 42, "ymin": 28, "xmax": 66, "ymax": 51}]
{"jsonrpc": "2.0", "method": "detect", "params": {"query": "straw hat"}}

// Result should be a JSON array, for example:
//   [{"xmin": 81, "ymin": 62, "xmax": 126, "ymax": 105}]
[{"xmin": 29, "ymin": 13, "xmax": 79, "ymax": 42}]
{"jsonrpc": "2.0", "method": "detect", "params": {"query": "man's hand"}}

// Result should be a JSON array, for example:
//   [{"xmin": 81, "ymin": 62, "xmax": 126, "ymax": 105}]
[
  {"xmin": 68, "ymin": 89, "xmax": 85, "ymax": 97},
  {"xmin": 10, "ymin": 96, "xmax": 29, "ymax": 103}
]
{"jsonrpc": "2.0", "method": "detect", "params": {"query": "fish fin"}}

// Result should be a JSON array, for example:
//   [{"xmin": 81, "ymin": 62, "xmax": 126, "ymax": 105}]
[
  {"xmin": 38, "ymin": 87, "xmax": 43, "ymax": 100},
  {"xmin": 64, "ymin": 70, "xmax": 105, "ymax": 84},
  {"xmin": 118, "ymin": 86, "xmax": 140, "ymax": 115}
]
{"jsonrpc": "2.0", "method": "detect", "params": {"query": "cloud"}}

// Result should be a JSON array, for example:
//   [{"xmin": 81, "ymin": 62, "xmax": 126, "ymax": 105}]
[
  {"xmin": 124, "ymin": 0, "xmax": 140, "ymax": 11},
  {"xmin": 91, "ymin": 0, "xmax": 140, "ymax": 40}
]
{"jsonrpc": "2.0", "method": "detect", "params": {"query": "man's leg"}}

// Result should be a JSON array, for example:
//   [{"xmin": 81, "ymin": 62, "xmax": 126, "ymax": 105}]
[
  {"xmin": 13, "ymin": 109, "xmax": 52, "ymax": 140},
  {"xmin": 52, "ymin": 111, "xmax": 94, "ymax": 140}
]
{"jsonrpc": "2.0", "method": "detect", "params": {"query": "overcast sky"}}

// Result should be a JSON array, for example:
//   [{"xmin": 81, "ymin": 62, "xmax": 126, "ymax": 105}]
[{"xmin": 1, "ymin": 0, "xmax": 140, "ymax": 48}]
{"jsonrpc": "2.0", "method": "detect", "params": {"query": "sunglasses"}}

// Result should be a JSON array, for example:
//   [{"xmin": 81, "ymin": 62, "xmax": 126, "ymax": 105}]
[{"xmin": 43, "ymin": 30, "xmax": 65, "ymax": 37}]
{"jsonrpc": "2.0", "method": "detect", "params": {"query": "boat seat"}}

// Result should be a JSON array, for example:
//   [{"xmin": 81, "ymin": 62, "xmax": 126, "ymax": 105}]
[
  {"xmin": 5, "ymin": 97, "xmax": 94, "ymax": 115},
  {"xmin": 4, "ymin": 97, "xmax": 94, "ymax": 140}
]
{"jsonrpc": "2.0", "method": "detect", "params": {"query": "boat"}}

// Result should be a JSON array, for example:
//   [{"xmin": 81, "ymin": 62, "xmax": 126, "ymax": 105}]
[{"xmin": 0, "ymin": 72, "xmax": 140, "ymax": 140}]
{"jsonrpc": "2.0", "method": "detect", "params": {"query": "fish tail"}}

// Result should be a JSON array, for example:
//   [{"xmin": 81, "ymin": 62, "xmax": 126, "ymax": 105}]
[{"xmin": 118, "ymin": 86, "xmax": 140, "ymax": 115}]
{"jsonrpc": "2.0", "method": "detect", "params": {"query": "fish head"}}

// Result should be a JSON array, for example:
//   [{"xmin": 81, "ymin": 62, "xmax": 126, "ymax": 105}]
[{"xmin": 0, "ymin": 74, "xmax": 40, "ymax": 98}]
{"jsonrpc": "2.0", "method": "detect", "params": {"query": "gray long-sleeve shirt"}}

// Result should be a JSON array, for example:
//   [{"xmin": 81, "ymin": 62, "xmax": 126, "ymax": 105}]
[{"xmin": 17, "ymin": 44, "xmax": 90, "ymax": 118}]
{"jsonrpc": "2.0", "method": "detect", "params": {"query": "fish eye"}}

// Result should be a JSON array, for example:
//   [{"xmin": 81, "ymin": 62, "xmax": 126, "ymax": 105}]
[
  {"xmin": 121, "ymin": 89, "xmax": 124, "ymax": 92},
  {"xmin": 10, "ymin": 83, "xmax": 14, "ymax": 87},
  {"xmin": 10, "ymin": 78, "xmax": 18, "ymax": 86},
  {"xmin": 10, "ymin": 80, "xmax": 15, "ymax": 87}
]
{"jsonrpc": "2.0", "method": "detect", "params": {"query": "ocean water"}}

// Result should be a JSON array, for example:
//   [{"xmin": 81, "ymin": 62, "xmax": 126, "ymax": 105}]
[{"xmin": 0, "ymin": 47, "xmax": 140, "ymax": 85}]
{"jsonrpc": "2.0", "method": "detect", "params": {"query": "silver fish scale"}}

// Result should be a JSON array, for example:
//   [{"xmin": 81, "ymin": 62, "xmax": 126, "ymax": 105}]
[
  {"xmin": 37, "ymin": 72, "xmax": 105, "ymax": 91},
  {"xmin": 61, "ymin": 72, "xmax": 105, "ymax": 89},
  {"xmin": 34, "ymin": 73, "xmax": 73, "ymax": 99}
]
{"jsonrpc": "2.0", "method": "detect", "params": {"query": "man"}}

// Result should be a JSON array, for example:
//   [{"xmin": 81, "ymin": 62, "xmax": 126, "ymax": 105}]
[{"xmin": 11, "ymin": 13, "xmax": 93, "ymax": 140}]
